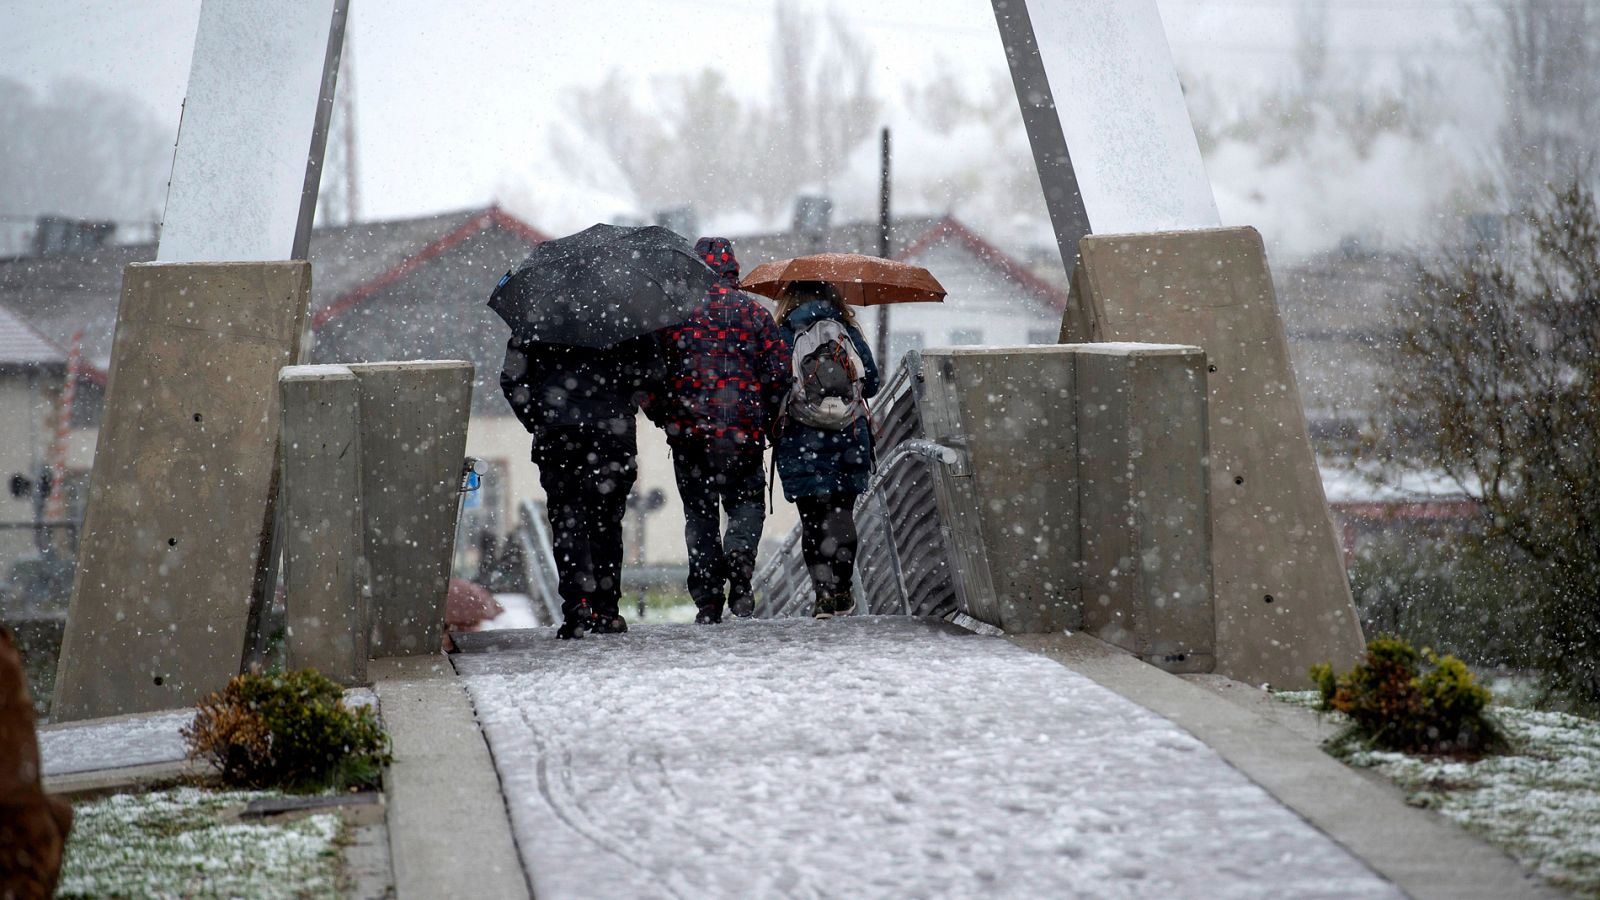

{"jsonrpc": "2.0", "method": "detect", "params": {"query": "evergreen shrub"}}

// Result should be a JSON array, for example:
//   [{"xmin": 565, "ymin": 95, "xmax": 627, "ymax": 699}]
[
  {"xmin": 1311, "ymin": 636, "xmax": 1505, "ymax": 755},
  {"xmin": 182, "ymin": 669, "xmax": 391, "ymax": 792}
]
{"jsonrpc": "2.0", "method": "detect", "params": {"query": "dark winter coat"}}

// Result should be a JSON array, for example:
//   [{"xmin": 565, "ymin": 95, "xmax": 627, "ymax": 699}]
[
  {"xmin": 499, "ymin": 333, "xmax": 661, "ymax": 450},
  {"xmin": 651, "ymin": 238, "xmax": 791, "ymax": 454},
  {"xmin": 774, "ymin": 299, "xmax": 880, "ymax": 501}
]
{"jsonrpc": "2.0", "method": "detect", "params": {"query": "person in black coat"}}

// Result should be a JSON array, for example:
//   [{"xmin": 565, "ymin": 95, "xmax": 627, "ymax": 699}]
[{"xmin": 500, "ymin": 334, "xmax": 660, "ymax": 638}]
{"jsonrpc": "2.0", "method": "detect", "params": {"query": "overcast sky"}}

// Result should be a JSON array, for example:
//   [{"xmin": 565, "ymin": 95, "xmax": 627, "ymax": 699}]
[{"xmin": 2, "ymin": 0, "xmax": 1488, "ymax": 252}]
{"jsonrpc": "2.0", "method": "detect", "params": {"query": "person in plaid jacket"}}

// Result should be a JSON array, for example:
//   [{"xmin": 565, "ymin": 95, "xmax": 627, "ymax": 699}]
[{"xmin": 650, "ymin": 237, "xmax": 790, "ymax": 623}]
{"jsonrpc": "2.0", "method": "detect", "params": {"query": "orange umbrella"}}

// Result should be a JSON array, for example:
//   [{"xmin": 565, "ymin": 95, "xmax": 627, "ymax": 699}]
[{"xmin": 740, "ymin": 253, "xmax": 946, "ymax": 306}]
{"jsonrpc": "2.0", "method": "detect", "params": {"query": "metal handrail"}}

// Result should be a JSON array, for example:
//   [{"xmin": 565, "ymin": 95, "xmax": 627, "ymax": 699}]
[
  {"xmin": 853, "ymin": 439, "xmax": 963, "ymax": 616},
  {"xmin": 516, "ymin": 500, "xmax": 564, "ymax": 625},
  {"xmin": 750, "ymin": 434, "xmax": 963, "ymax": 618}
]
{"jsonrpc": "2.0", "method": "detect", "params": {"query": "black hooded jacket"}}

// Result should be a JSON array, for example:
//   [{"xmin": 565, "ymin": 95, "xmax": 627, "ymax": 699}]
[{"xmin": 499, "ymin": 333, "xmax": 660, "ymax": 439}]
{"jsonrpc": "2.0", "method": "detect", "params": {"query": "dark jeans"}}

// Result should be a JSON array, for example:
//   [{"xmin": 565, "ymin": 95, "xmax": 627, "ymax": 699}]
[
  {"xmin": 672, "ymin": 442, "xmax": 765, "ymax": 613},
  {"xmin": 532, "ymin": 424, "xmax": 637, "ymax": 621},
  {"xmin": 795, "ymin": 492, "xmax": 859, "ymax": 599}
]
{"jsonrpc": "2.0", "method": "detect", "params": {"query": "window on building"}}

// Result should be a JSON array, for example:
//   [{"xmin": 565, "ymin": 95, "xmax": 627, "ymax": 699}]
[{"xmin": 950, "ymin": 329, "xmax": 983, "ymax": 346}]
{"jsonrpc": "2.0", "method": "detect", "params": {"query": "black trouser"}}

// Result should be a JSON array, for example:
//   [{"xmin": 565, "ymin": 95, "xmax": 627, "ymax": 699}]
[
  {"xmin": 532, "ymin": 424, "xmax": 636, "ymax": 622},
  {"xmin": 795, "ymin": 492, "xmax": 859, "ymax": 599},
  {"xmin": 672, "ymin": 441, "xmax": 766, "ymax": 614}
]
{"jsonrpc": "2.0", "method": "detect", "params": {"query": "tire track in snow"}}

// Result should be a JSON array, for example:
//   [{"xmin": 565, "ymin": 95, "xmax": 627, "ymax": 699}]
[
  {"xmin": 625, "ymin": 746, "xmax": 825, "ymax": 899},
  {"xmin": 517, "ymin": 704, "xmax": 691, "ymax": 900}
]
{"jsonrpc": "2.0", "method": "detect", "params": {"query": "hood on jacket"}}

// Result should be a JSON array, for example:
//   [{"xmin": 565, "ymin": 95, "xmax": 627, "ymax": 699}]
[
  {"xmin": 694, "ymin": 236, "xmax": 740, "ymax": 287},
  {"xmin": 782, "ymin": 298, "xmax": 850, "ymax": 332}
]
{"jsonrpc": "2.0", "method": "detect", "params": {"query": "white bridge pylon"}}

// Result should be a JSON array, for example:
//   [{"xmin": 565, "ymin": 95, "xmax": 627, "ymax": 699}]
[{"xmin": 991, "ymin": 0, "xmax": 1222, "ymax": 271}]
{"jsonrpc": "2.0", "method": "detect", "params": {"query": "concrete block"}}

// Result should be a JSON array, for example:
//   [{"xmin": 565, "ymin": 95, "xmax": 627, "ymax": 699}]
[
  {"xmin": 1072, "ymin": 343, "xmax": 1214, "ymax": 673},
  {"xmin": 1072, "ymin": 227, "xmax": 1365, "ymax": 687},
  {"xmin": 52, "ymin": 262, "xmax": 311, "ymax": 721},
  {"xmin": 347, "ymin": 362, "xmax": 472, "ymax": 657},
  {"xmin": 279, "ymin": 365, "xmax": 367, "ymax": 685},
  {"xmin": 919, "ymin": 347, "xmax": 1080, "ymax": 633}
]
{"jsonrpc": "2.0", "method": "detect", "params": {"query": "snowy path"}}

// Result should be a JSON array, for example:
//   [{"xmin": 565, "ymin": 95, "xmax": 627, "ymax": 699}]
[{"xmin": 455, "ymin": 618, "xmax": 1400, "ymax": 899}]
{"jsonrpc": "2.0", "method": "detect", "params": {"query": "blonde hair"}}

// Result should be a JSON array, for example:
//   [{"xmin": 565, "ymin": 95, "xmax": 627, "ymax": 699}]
[{"xmin": 775, "ymin": 281, "xmax": 857, "ymax": 328}]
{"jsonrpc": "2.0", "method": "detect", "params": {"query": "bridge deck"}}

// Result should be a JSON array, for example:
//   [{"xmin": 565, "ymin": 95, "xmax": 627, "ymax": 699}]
[{"xmin": 451, "ymin": 618, "xmax": 1398, "ymax": 899}]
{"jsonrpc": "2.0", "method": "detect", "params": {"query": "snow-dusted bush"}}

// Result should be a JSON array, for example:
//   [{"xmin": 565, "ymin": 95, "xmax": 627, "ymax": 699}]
[
  {"xmin": 182, "ymin": 669, "xmax": 390, "ymax": 792},
  {"xmin": 1312, "ymin": 637, "xmax": 1504, "ymax": 755},
  {"xmin": 1372, "ymin": 180, "xmax": 1600, "ymax": 709}
]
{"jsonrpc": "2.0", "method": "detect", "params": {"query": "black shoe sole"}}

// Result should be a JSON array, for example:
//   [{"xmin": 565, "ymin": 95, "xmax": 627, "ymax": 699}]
[{"xmin": 588, "ymin": 617, "xmax": 628, "ymax": 634}]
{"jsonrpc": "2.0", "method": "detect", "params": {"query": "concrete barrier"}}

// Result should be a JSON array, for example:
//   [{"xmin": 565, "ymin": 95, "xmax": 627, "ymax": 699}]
[
  {"xmin": 278, "ymin": 365, "xmax": 368, "ymax": 685},
  {"xmin": 52, "ymin": 262, "xmax": 311, "ymax": 721},
  {"xmin": 757, "ymin": 344, "xmax": 1218, "ymax": 675},
  {"xmin": 347, "ymin": 362, "xmax": 472, "ymax": 657},
  {"xmin": 1072, "ymin": 343, "xmax": 1214, "ymax": 673},
  {"xmin": 919, "ymin": 347, "xmax": 1082, "ymax": 633},
  {"xmin": 1070, "ymin": 227, "xmax": 1365, "ymax": 687}
]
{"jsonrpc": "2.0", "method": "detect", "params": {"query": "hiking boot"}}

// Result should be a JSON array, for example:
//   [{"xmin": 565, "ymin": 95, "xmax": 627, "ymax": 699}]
[
  {"xmin": 812, "ymin": 594, "xmax": 834, "ymax": 619},
  {"xmin": 694, "ymin": 608, "xmax": 723, "ymax": 625},
  {"xmin": 831, "ymin": 591, "xmax": 857, "ymax": 617},
  {"xmin": 557, "ymin": 600, "xmax": 592, "ymax": 640},
  {"xmin": 727, "ymin": 552, "xmax": 756, "ymax": 618},
  {"xmin": 588, "ymin": 612, "xmax": 628, "ymax": 634}
]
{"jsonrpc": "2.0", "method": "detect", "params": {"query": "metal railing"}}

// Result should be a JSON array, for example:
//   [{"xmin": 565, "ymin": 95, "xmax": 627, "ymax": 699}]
[{"xmin": 515, "ymin": 500, "xmax": 565, "ymax": 626}]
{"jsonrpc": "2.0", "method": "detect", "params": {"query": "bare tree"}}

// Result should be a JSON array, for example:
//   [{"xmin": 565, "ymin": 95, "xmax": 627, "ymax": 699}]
[
  {"xmin": 547, "ymin": 3, "xmax": 880, "ymax": 222},
  {"xmin": 901, "ymin": 65, "xmax": 1049, "ymax": 231},
  {"xmin": 763, "ymin": 3, "xmax": 878, "ymax": 212},
  {"xmin": 1373, "ymin": 180, "xmax": 1600, "ymax": 705},
  {"xmin": 1476, "ymin": 0, "xmax": 1600, "ymax": 207}
]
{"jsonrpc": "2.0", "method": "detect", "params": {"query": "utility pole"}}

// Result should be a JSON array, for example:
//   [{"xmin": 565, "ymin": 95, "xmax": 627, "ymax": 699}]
[{"xmin": 874, "ymin": 127, "xmax": 892, "ymax": 367}]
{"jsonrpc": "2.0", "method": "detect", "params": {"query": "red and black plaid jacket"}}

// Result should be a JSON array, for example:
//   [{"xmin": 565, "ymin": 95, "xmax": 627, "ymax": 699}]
[{"xmin": 651, "ymin": 238, "xmax": 790, "ymax": 452}]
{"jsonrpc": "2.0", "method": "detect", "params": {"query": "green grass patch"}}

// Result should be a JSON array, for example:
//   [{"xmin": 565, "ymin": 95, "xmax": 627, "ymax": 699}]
[
  {"xmin": 59, "ymin": 786, "xmax": 342, "ymax": 900},
  {"xmin": 1280, "ymin": 692, "xmax": 1600, "ymax": 896}
]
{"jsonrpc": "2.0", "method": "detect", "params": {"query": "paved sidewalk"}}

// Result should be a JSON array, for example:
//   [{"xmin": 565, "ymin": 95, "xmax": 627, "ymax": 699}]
[
  {"xmin": 452, "ymin": 618, "xmax": 1401, "ymax": 899},
  {"xmin": 1013, "ymin": 632, "xmax": 1564, "ymax": 900},
  {"xmin": 372, "ymin": 656, "xmax": 529, "ymax": 900}
]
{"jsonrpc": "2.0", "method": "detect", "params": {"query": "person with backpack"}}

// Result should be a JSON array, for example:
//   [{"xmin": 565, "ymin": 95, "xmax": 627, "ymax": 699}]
[
  {"xmin": 651, "ymin": 238, "xmax": 791, "ymax": 624},
  {"xmin": 772, "ymin": 280, "xmax": 880, "ymax": 619}
]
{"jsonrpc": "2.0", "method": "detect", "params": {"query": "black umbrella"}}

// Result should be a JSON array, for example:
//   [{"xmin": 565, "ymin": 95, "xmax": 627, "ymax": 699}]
[{"xmin": 488, "ymin": 223, "xmax": 717, "ymax": 348}]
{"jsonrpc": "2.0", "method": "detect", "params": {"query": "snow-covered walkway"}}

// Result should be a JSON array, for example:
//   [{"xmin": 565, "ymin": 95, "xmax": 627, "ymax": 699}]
[{"xmin": 455, "ymin": 618, "xmax": 1401, "ymax": 899}]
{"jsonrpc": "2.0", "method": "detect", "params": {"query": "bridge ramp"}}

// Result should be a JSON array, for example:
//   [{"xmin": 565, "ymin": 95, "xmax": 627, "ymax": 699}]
[{"xmin": 452, "ymin": 618, "xmax": 1398, "ymax": 899}]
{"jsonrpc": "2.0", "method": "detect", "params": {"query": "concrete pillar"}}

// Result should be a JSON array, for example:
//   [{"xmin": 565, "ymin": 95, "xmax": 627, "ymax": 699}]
[
  {"xmin": 279, "ymin": 365, "xmax": 367, "ymax": 685},
  {"xmin": 52, "ymin": 261, "xmax": 311, "ymax": 721},
  {"xmin": 919, "ymin": 347, "xmax": 1081, "ymax": 633},
  {"xmin": 1072, "ymin": 343, "xmax": 1214, "ymax": 673},
  {"xmin": 1071, "ymin": 227, "xmax": 1365, "ymax": 687},
  {"xmin": 347, "ymin": 362, "xmax": 473, "ymax": 657}
]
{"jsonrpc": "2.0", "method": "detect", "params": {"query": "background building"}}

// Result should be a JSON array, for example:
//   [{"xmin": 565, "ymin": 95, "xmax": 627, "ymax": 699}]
[{"xmin": 0, "ymin": 207, "xmax": 1069, "ymax": 585}]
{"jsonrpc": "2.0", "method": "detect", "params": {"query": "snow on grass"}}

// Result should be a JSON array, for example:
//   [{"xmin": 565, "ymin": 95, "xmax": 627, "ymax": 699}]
[
  {"xmin": 1277, "ymin": 691, "xmax": 1600, "ymax": 897},
  {"xmin": 59, "ymin": 786, "xmax": 342, "ymax": 900}
]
